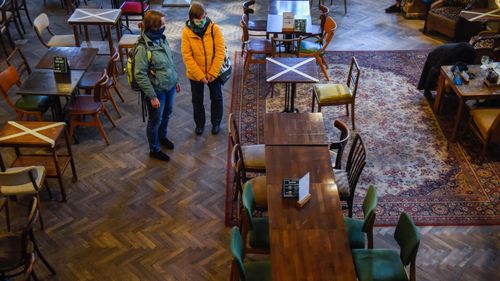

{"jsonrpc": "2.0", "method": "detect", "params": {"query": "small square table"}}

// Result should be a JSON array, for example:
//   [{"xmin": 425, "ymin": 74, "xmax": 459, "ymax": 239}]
[
  {"xmin": 35, "ymin": 47, "xmax": 98, "ymax": 70},
  {"xmin": 267, "ymin": 0, "xmax": 313, "ymax": 35},
  {"xmin": 68, "ymin": 8, "xmax": 122, "ymax": 55},
  {"xmin": 460, "ymin": 8, "xmax": 500, "ymax": 23},
  {"xmin": 266, "ymin": 57, "xmax": 319, "ymax": 112},
  {"xmin": 264, "ymin": 112, "xmax": 327, "ymax": 145},
  {"xmin": 0, "ymin": 121, "xmax": 78, "ymax": 201}
]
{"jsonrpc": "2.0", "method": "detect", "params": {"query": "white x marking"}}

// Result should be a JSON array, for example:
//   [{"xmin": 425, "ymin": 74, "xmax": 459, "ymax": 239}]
[
  {"xmin": 71, "ymin": 9, "xmax": 118, "ymax": 23},
  {"xmin": 266, "ymin": 57, "xmax": 319, "ymax": 83},
  {"xmin": 0, "ymin": 122, "xmax": 65, "ymax": 148},
  {"xmin": 461, "ymin": 8, "xmax": 500, "ymax": 21}
]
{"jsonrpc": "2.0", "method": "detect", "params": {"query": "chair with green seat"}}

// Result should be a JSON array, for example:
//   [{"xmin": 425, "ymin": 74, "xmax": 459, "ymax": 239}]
[
  {"xmin": 0, "ymin": 66, "xmax": 50, "ymax": 121},
  {"xmin": 311, "ymin": 56, "xmax": 360, "ymax": 130},
  {"xmin": 230, "ymin": 226, "xmax": 271, "ymax": 281},
  {"xmin": 298, "ymin": 16, "xmax": 337, "ymax": 80},
  {"xmin": 241, "ymin": 182, "xmax": 269, "ymax": 255},
  {"xmin": 352, "ymin": 212, "xmax": 420, "ymax": 281},
  {"xmin": 344, "ymin": 185, "xmax": 377, "ymax": 250}
]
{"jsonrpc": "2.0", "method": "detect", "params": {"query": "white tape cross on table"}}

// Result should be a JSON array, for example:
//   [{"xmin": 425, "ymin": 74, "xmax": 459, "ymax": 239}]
[
  {"xmin": 71, "ymin": 9, "xmax": 118, "ymax": 23},
  {"xmin": 461, "ymin": 8, "xmax": 500, "ymax": 21},
  {"xmin": 266, "ymin": 57, "xmax": 319, "ymax": 83},
  {"xmin": 0, "ymin": 122, "xmax": 66, "ymax": 148}
]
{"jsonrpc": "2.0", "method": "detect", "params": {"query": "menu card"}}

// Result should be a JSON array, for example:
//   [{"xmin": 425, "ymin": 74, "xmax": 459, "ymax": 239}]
[
  {"xmin": 282, "ymin": 12, "xmax": 295, "ymax": 31},
  {"xmin": 294, "ymin": 19, "xmax": 306, "ymax": 32},
  {"xmin": 53, "ymin": 56, "xmax": 70, "ymax": 74}
]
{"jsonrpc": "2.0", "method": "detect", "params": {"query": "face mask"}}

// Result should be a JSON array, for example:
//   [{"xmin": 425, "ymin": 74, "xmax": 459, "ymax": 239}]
[{"xmin": 193, "ymin": 17, "xmax": 206, "ymax": 28}]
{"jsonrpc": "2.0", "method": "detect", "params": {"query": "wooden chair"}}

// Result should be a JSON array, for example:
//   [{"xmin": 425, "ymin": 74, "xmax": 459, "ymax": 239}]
[
  {"xmin": 118, "ymin": 34, "xmax": 139, "ymax": 71},
  {"xmin": 329, "ymin": 119, "xmax": 350, "ymax": 169},
  {"xmin": 466, "ymin": 108, "xmax": 500, "ymax": 164},
  {"xmin": 231, "ymin": 144, "xmax": 266, "ymax": 206},
  {"xmin": 241, "ymin": 14, "xmax": 272, "ymax": 80},
  {"xmin": 0, "ymin": 166, "xmax": 51, "ymax": 231},
  {"xmin": 334, "ymin": 133, "xmax": 367, "ymax": 217},
  {"xmin": 0, "ymin": 66, "xmax": 50, "ymax": 121},
  {"xmin": 230, "ymin": 227, "xmax": 271, "ymax": 281},
  {"xmin": 240, "ymin": 182, "xmax": 270, "ymax": 255},
  {"xmin": 308, "ymin": 4, "xmax": 329, "ymax": 39},
  {"xmin": 311, "ymin": 0, "xmax": 346, "ymax": 14},
  {"xmin": 311, "ymin": 56, "xmax": 361, "ymax": 130},
  {"xmin": 0, "ymin": 0, "xmax": 23, "ymax": 42},
  {"xmin": 0, "ymin": 22, "xmax": 13, "ymax": 56},
  {"xmin": 228, "ymin": 113, "xmax": 266, "ymax": 173},
  {"xmin": 65, "ymin": 69, "xmax": 116, "ymax": 145},
  {"xmin": 78, "ymin": 47, "xmax": 123, "ymax": 118},
  {"xmin": 0, "ymin": 197, "xmax": 56, "ymax": 279},
  {"xmin": 352, "ymin": 212, "xmax": 420, "ymax": 281},
  {"xmin": 33, "ymin": 13, "xmax": 75, "ymax": 48},
  {"xmin": 12, "ymin": 0, "xmax": 31, "ymax": 33},
  {"xmin": 344, "ymin": 185, "xmax": 377, "ymax": 249},
  {"xmin": 271, "ymin": 36, "xmax": 302, "ymax": 57},
  {"xmin": 6, "ymin": 47, "xmax": 31, "ymax": 80},
  {"xmin": 298, "ymin": 16, "xmax": 337, "ymax": 80},
  {"xmin": 120, "ymin": 0, "xmax": 149, "ymax": 33},
  {"xmin": 243, "ymin": 0, "xmax": 267, "ymax": 34}
]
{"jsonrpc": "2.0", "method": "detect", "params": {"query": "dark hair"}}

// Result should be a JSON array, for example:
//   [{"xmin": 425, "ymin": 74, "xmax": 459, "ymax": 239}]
[
  {"xmin": 188, "ymin": 1, "xmax": 206, "ymax": 20},
  {"xmin": 143, "ymin": 10, "xmax": 165, "ymax": 31}
]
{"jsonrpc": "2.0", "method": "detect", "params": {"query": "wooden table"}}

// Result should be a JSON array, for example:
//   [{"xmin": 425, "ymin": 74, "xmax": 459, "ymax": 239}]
[
  {"xmin": 35, "ymin": 47, "xmax": 98, "ymax": 70},
  {"xmin": 433, "ymin": 65, "xmax": 500, "ymax": 141},
  {"xmin": 460, "ymin": 8, "xmax": 500, "ymax": 23},
  {"xmin": 266, "ymin": 57, "xmax": 319, "ymax": 112},
  {"xmin": 16, "ymin": 69, "xmax": 85, "ymax": 120},
  {"xmin": 267, "ymin": 0, "xmax": 313, "ymax": 35},
  {"xmin": 0, "ymin": 121, "xmax": 78, "ymax": 201},
  {"xmin": 264, "ymin": 112, "xmax": 327, "ymax": 145},
  {"xmin": 68, "ymin": 8, "xmax": 122, "ymax": 54},
  {"xmin": 265, "ymin": 145, "xmax": 356, "ymax": 281}
]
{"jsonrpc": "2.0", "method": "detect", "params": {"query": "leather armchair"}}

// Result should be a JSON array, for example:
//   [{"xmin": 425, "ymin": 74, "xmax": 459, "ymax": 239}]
[{"xmin": 403, "ymin": 0, "xmax": 428, "ymax": 19}]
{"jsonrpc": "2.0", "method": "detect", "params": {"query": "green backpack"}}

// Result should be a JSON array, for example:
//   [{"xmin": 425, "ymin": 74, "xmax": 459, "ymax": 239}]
[{"xmin": 126, "ymin": 41, "xmax": 152, "ymax": 91}]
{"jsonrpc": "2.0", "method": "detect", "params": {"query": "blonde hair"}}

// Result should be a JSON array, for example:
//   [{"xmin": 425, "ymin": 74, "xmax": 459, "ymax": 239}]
[
  {"xmin": 143, "ymin": 10, "xmax": 165, "ymax": 31},
  {"xmin": 188, "ymin": 2, "xmax": 206, "ymax": 20}
]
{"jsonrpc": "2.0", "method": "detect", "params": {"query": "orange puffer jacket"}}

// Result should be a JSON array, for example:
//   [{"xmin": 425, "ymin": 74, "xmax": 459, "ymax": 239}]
[{"xmin": 181, "ymin": 20, "xmax": 226, "ymax": 82}]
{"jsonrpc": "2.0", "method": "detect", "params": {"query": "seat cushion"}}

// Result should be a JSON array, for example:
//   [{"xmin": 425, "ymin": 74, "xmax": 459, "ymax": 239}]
[
  {"xmin": 344, "ymin": 217, "xmax": 366, "ymax": 249},
  {"xmin": 314, "ymin": 83, "xmax": 352, "ymax": 104},
  {"xmin": 0, "ymin": 234, "xmax": 33, "ymax": 272},
  {"xmin": 15, "ymin": 95, "xmax": 50, "ymax": 113},
  {"xmin": 241, "ymin": 144, "xmax": 266, "ymax": 170},
  {"xmin": 352, "ymin": 249, "xmax": 409, "ymax": 281},
  {"xmin": 78, "ymin": 72, "xmax": 103, "ymax": 89},
  {"xmin": 300, "ymin": 40, "xmax": 322, "ymax": 54},
  {"xmin": 118, "ymin": 34, "xmax": 140, "ymax": 48},
  {"xmin": 333, "ymin": 169, "xmax": 350, "ymax": 197},
  {"xmin": 430, "ymin": 6, "xmax": 463, "ymax": 21},
  {"xmin": 247, "ymin": 39, "xmax": 272, "ymax": 54},
  {"xmin": 248, "ymin": 176, "xmax": 267, "ymax": 208},
  {"xmin": 249, "ymin": 216, "xmax": 269, "ymax": 249},
  {"xmin": 0, "ymin": 166, "xmax": 45, "ymax": 195},
  {"xmin": 65, "ymin": 95, "xmax": 101, "ymax": 115},
  {"xmin": 244, "ymin": 260, "xmax": 272, "ymax": 281},
  {"xmin": 471, "ymin": 109, "xmax": 500, "ymax": 140},
  {"xmin": 120, "ymin": 1, "xmax": 149, "ymax": 14},
  {"xmin": 47, "ymin": 35, "xmax": 76, "ymax": 47}
]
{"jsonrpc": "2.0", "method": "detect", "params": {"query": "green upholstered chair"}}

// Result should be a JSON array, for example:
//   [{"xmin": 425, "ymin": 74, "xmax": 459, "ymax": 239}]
[
  {"xmin": 0, "ymin": 66, "xmax": 50, "ymax": 121},
  {"xmin": 344, "ymin": 185, "xmax": 378, "ymax": 249},
  {"xmin": 311, "ymin": 56, "xmax": 360, "ymax": 130},
  {"xmin": 241, "ymin": 182, "xmax": 270, "ymax": 255},
  {"xmin": 352, "ymin": 212, "xmax": 420, "ymax": 281},
  {"xmin": 230, "ymin": 227, "xmax": 271, "ymax": 281}
]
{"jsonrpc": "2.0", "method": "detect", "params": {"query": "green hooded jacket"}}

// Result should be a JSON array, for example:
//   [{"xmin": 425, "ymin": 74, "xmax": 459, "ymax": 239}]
[{"xmin": 134, "ymin": 32, "xmax": 178, "ymax": 99}]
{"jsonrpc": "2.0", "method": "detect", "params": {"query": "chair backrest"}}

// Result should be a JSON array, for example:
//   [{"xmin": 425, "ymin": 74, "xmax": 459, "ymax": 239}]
[
  {"xmin": 361, "ymin": 185, "xmax": 377, "ymax": 232},
  {"xmin": 6, "ymin": 47, "xmax": 31, "ymax": 80},
  {"xmin": 230, "ymin": 226, "xmax": 247, "ymax": 281},
  {"xmin": 394, "ymin": 212, "xmax": 420, "ymax": 268},
  {"xmin": 0, "ymin": 166, "xmax": 39, "ymax": 190},
  {"xmin": 329, "ymin": 119, "xmax": 350, "ymax": 169},
  {"xmin": 243, "ymin": 0, "xmax": 255, "ymax": 15},
  {"xmin": 240, "ymin": 14, "xmax": 250, "ymax": 43},
  {"xmin": 318, "ymin": 4, "xmax": 330, "ymax": 35},
  {"xmin": 271, "ymin": 36, "xmax": 302, "ymax": 57},
  {"xmin": 228, "ymin": 112, "xmax": 241, "ymax": 146},
  {"xmin": 241, "ymin": 181, "xmax": 256, "ymax": 230},
  {"xmin": 107, "ymin": 47, "xmax": 119, "ymax": 82},
  {"xmin": 0, "ymin": 66, "xmax": 22, "ymax": 110},
  {"xmin": 345, "ymin": 134, "xmax": 367, "ymax": 198},
  {"xmin": 33, "ymin": 13, "xmax": 50, "ymax": 47},
  {"xmin": 231, "ymin": 144, "xmax": 248, "ymax": 182},
  {"xmin": 347, "ymin": 56, "xmax": 361, "ymax": 98},
  {"xmin": 93, "ymin": 69, "xmax": 110, "ymax": 103},
  {"xmin": 483, "ymin": 109, "xmax": 500, "ymax": 143},
  {"xmin": 317, "ymin": 16, "xmax": 337, "ymax": 53}
]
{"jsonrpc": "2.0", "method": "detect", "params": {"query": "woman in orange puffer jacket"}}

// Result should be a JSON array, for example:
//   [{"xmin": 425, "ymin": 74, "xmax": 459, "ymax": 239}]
[{"xmin": 181, "ymin": 1, "xmax": 226, "ymax": 135}]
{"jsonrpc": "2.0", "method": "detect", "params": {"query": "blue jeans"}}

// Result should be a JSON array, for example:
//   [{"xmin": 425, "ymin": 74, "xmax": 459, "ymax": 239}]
[
  {"xmin": 190, "ymin": 79, "xmax": 223, "ymax": 129},
  {"xmin": 146, "ymin": 87, "xmax": 175, "ymax": 152}
]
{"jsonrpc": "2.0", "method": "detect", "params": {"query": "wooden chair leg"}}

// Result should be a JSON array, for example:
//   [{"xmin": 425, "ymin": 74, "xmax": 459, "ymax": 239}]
[
  {"xmin": 36, "ymin": 194, "xmax": 44, "ymax": 230},
  {"xmin": 346, "ymin": 104, "xmax": 349, "ymax": 116},
  {"xmin": 119, "ymin": 47, "xmax": 125, "ymax": 73},
  {"xmin": 321, "ymin": 55, "xmax": 329, "ymax": 69},
  {"xmin": 107, "ymin": 89, "xmax": 122, "ymax": 118},
  {"xmin": 367, "ymin": 229, "xmax": 374, "ymax": 249},
  {"xmin": 351, "ymin": 102, "xmax": 355, "ymax": 130},
  {"xmin": 243, "ymin": 52, "xmax": 251, "ymax": 80},
  {"xmin": 102, "ymin": 108, "xmax": 116, "ymax": 127},
  {"xmin": 44, "ymin": 181, "xmax": 53, "ymax": 200},
  {"xmin": 94, "ymin": 114, "xmax": 110, "ymax": 145},
  {"xmin": 68, "ymin": 116, "xmax": 77, "ymax": 144},
  {"xmin": 112, "ymin": 85, "xmax": 125, "ymax": 102},
  {"xmin": 5, "ymin": 199, "xmax": 10, "ymax": 232},
  {"xmin": 316, "ymin": 55, "xmax": 329, "ymax": 80},
  {"xmin": 311, "ymin": 89, "xmax": 316, "ymax": 112},
  {"xmin": 35, "ymin": 112, "xmax": 43, "ymax": 121}
]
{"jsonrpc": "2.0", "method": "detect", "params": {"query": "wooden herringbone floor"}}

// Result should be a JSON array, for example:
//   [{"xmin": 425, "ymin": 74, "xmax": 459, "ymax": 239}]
[{"xmin": 0, "ymin": 0, "xmax": 498, "ymax": 280}]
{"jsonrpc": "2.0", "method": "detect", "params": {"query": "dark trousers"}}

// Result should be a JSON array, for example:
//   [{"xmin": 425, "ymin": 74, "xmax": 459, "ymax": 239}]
[
  {"xmin": 190, "ymin": 79, "xmax": 223, "ymax": 129},
  {"xmin": 146, "ymin": 87, "xmax": 175, "ymax": 152}
]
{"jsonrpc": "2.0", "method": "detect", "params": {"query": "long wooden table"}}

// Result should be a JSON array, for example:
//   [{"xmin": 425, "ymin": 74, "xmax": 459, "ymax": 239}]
[
  {"xmin": 265, "ymin": 113, "xmax": 356, "ymax": 281},
  {"xmin": 264, "ymin": 112, "xmax": 326, "ymax": 145},
  {"xmin": 35, "ymin": 47, "xmax": 98, "ymax": 70}
]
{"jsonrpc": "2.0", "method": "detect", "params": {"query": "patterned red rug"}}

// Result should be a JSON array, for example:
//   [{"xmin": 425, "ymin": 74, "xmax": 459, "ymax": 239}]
[{"xmin": 226, "ymin": 50, "xmax": 500, "ymax": 226}]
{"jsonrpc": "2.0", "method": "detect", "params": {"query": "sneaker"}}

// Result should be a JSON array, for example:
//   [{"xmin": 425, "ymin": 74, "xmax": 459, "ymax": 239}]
[
  {"xmin": 160, "ymin": 138, "xmax": 174, "ymax": 149},
  {"xmin": 385, "ymin": 4, "xmax": 401, "ymax": 13},
  {"xmin": 211, "ymin": 124, "xmax": 220, "ymax": 135},
  {"xmin": 195, "ymin": 127, "xmax": 204, "ymax": 135},
  {"xmin": 150, "ymin": 150, "xmax": 170, "ymax": 161}
]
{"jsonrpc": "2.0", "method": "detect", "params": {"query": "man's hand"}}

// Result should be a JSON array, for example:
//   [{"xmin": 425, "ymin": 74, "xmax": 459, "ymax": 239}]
[{"xmin": 151, "ymin": 97, "xmax": 160, "ymax": 108}]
